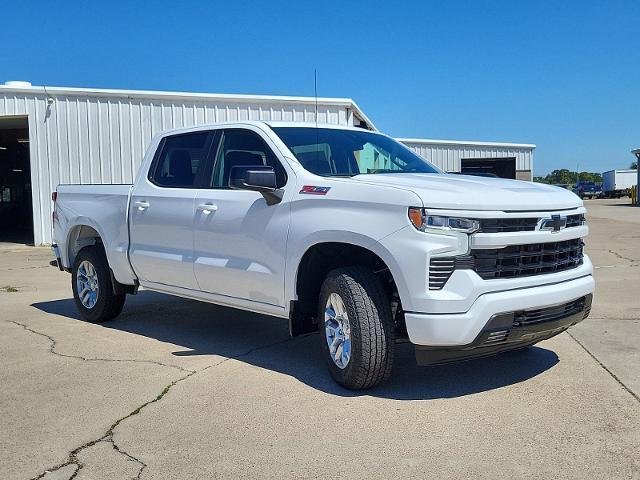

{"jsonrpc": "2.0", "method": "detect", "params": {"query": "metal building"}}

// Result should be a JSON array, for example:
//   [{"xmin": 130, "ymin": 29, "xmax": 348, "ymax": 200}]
[
  {"xmin": 0, "ymin": 82, "xmax": 375, "ymax": 245},
  {"xmin": 398, "ymin": 138, "xmax": 535, "ymax": 180},
  {"xmin": 0, "ymin": 81, "xmax": 536, "ymax": 246}
]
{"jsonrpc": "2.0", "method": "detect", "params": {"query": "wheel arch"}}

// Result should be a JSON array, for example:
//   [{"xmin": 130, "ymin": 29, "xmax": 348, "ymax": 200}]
[
  {"xmin": 288, "ymin": 235, "xmax": 408, "ymax": 337},
  {"xmin": 66, "ymin": 223, "xmax": 136, "ymax": 295},
  {"xmin": 66, "ymin": 222, "xmax": 105, "ymax": 269}
]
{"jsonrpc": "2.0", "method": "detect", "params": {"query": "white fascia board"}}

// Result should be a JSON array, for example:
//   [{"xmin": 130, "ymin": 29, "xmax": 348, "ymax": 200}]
[
  {"xmin": 0, "ymin": 84, "xmax": 349, "ymax": 109},
  {"xmin": 348, "ymin": 99, "xmax": 378, "ymax": 131},
  {"xmin": 397, "ymin": 137, "xmax": 536, "ymax": 150}
]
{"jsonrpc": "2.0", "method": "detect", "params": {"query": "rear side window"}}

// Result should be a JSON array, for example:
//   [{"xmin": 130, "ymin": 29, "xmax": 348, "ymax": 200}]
[
  {"xmin": 150, "ymin": 131, "xmax": 212, "ymax": 188},
  {"xmin": 211, "ymin": 129, "xmax": 287, "ymax": 188}
]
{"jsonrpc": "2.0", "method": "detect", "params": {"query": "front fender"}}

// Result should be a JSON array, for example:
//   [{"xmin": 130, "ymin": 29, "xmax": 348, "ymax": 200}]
[{"xmin": 284, "ymin": 230, "xmax": 411, "ymax": 310}]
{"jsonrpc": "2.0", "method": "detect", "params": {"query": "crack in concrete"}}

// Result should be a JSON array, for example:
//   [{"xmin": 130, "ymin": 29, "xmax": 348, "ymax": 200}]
[
  {"xmin": 2, "ymin": 264, "xmax": 53, "ymax": 271},
  {"xmin": 26, "ymin": 323, "xmax": 302, "ymax": 480},
  {"xmin": 583, "ymin": 317, "xmax": 640, "ymax": 321},
  {"xmin": 567, "ymin": 331, "xmax": 640, "ymax": 403},
  {"xmin": 32, "ymin": 431, "xmax": 146, "ymax": 480},
  {"xmin": 594, "ymin": 264, "xmax": 640, "ymax": 269},
  {"xmin": 8, "ymin": 320, "xmax": 195, "ymax": 374},
  {"xmin": 607, "ymin": 249, "xmax": 639, "ymax": 264}
]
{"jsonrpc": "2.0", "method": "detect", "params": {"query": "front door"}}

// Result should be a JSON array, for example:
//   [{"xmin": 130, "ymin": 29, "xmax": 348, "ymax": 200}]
[
  {"xmin": 193, "ymin": 128, "xmax": 291, "ymax": 307},
  {"xmin": 129, "ymin": 130, "xmax": 216, "ymax": 290}
]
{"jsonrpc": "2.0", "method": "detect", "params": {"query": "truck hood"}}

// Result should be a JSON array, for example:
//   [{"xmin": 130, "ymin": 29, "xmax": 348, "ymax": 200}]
[{"xmin": 350, "ymin": 173, "xmax": 582, "ymax": 211}]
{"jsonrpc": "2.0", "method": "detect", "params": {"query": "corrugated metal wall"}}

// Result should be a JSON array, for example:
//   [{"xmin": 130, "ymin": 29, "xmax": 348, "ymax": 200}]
[
  {"xmin": 0, "ymin": 90, "xmax": 354, "ymax": 245},
  {"xmin": 400, "ymin": 140, "xmax": 534, "ymax": 174}
]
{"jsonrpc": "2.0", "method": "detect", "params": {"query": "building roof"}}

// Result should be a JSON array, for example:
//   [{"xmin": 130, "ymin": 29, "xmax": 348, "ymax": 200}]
[
  {"xmin": 397, "ymin": 137, "xmax": 536, "ymax": 149},
  {"xmin": 0, "ymin": 82, "xmax": 376, "ymax": 131}
]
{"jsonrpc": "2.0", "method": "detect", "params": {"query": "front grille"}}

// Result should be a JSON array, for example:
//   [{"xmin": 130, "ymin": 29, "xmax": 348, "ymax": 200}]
[
  {"xmin": 565, "ymin": 214, "xmax": 586, "ymax": 228},
  {"xmin": 479, "ymin": 217, "xmax": 539, "ymax": 233},
  {"xmin": 472, "ymin": 238, "xmax": 584, "ymax": 280},
  {"xmin": 429, "ymin": 238, "xmax": 584, "ymax": 289},
  {"xmin": 513, "ymin": 297, "xmax": 587, "ymax": 326},
  {"xmin": 478, "ymin": 213, "xmax": 585, "ymax": 233}
]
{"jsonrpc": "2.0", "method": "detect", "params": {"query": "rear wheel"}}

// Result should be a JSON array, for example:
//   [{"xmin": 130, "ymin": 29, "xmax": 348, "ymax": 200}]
[
  {"xmin": 318, "ymin": 266, "xmax": 394, "ymax": 389},
  {"xmin": 72, "ymin": 246, "xmax": 125, "ymax": 323}
]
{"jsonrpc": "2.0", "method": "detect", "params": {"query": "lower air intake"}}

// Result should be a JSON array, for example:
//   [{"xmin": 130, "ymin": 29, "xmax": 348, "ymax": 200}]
[{"xmin": 482, "ymin": 329, "xmax": 510, "ymax": 345}]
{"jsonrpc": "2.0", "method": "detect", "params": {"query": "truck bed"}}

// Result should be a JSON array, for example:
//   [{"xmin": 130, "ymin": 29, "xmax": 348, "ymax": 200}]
[{"xmin": 53, "ymin": 184, "xmax": 136, "ymax": 285}]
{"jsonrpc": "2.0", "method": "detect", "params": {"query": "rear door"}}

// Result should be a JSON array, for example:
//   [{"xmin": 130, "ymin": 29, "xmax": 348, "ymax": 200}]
[
  {"xmin": 129, "ymin": 130, "xmax": 217, "ymax": 289},
  {"xmin": 193, "ymin": 127, "xmax": 292, "ymax": 307}
]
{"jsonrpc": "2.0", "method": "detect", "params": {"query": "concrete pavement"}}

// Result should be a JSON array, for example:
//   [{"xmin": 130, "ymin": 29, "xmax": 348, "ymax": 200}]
[
  {"xmin": 0, "ymin": 199, "xmax": 638, "ymax": 479},
  {"xmin": 570, "ymin": 198, "xmax": 640, "ymax": 400}
]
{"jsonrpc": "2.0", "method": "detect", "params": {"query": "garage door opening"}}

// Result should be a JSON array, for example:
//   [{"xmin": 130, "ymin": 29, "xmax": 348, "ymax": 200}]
[
  {"xmin": 461, "ymin": 157, "xmax": 516, "ymax": 179},
  {"xmin": 0, "ymin": 116, "xmax": 33, "ymax": 245}
]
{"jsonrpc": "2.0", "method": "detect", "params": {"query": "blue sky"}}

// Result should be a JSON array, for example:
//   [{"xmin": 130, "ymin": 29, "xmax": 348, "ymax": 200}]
[{"xmin": 2, "ymin": 0, "xmax": 638, "ymax": 175}]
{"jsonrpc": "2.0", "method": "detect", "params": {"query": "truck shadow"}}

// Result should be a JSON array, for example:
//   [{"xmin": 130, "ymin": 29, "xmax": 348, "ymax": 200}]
[{"xmin": 32, "ymin": 291, "xmax": 559, "ymax": 400}]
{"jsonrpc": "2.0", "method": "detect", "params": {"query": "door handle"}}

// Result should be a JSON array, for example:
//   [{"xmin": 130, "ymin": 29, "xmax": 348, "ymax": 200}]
[
  {"xmin": 134, "ymin": 200, "xmax": 150, "ymax": 211},
  {"xmin": 197, "ymin": 203, "xmax": 218, "ymax": 214}
]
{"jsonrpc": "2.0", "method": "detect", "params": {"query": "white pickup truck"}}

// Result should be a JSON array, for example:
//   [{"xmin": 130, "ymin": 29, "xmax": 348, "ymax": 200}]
[{"xmin": 52, "ymin": 121, "xmax": 594, "ymax": 389}]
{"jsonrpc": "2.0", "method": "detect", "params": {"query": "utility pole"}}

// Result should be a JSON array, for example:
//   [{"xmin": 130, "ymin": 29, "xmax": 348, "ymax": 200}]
[{"xmin": 634, "ymin": 149, "xmax": 640, "ymax": 206}]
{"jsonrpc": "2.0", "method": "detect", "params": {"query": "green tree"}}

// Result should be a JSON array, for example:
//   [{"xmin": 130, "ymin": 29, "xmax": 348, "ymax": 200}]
[
  {"xmin": 632, "ymin": 161, "xmax": 638, "ymax": 169},
  {"xmin": 533, "ymin": 169, "xmax": 602, "ymax": 185},
  {"xmin": 578, "ymin": 171, "xmax": 602, "ymax": 183}
]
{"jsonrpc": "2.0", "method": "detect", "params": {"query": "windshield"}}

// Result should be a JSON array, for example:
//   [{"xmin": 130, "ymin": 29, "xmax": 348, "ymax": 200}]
[{"xmin": 272, "ymin": 127, "xmax": 441, "ymax": 177}]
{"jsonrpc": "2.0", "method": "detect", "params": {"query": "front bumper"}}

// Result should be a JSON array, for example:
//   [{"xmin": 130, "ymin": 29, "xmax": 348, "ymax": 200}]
[
  {"xmin": 405, "ymin": 273, "xmax": 594, "ymax": 348},
  {"xmin": 415, "ymin": 293, "xmax": 592, "ymax": 365}
]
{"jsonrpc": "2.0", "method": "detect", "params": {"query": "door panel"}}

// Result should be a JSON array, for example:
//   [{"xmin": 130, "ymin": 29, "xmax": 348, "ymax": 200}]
[
  {"xmin": 128, "ymin": 130, "xmax": 215, "ymax": 290},
  {"xmin": 129, "ymin": 187, "xmax": 198, "ymax": 289},
  {"xmin": 193, "ymin": 189, "xmax": 290, "ymax": 306},
  {"xmin": 193, "ymin": 128, "xmax": 291, "ymax": 306}
]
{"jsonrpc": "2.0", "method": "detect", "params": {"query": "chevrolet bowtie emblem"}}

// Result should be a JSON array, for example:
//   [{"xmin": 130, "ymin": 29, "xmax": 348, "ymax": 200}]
[{"xmin": 540, "ymin": 214, "xmax": 567, "ymax": 233}]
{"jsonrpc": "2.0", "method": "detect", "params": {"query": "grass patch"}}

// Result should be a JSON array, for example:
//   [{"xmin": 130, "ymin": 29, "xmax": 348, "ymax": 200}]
[{"xmin": 1, "ymin": 286, "xmax": 18, "ymax": 293}]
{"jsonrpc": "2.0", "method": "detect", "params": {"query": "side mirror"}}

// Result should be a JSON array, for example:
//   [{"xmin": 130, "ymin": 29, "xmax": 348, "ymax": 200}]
[{"xmin": 229, "ymin": 165, "xmax": 283, "ymax": 205}]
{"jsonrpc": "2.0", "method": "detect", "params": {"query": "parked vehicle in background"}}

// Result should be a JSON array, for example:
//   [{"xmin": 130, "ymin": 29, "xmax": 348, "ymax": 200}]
[
  {"xmin": 573, "ymin": 181, "xmax": 603, "ymax": 199},
  {"xmin": 51, "ymin": 121, "xmax": 594, "ymax": 389},
  {"xmin": 602, "ymin": 169, "xmax": 637, "ymax": 198},
  {"xmin": 552, "ymin": 183, "xmax": 571, "ymax": 190}
]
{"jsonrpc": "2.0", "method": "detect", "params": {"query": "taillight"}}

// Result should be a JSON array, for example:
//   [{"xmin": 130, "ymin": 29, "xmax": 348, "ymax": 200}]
[{"xmin": 52, "ymin": 191, "xmax": 57, "ymax": 225}]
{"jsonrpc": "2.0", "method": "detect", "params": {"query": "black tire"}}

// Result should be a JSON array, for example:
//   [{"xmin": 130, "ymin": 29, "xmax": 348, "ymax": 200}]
[
  {"xmin": 71, "ymin": 246, "xmax": 126, "ymax": 323},
  {"xmin": 318, "ymin": 266, "xmax": 394, "ymax": 390}
]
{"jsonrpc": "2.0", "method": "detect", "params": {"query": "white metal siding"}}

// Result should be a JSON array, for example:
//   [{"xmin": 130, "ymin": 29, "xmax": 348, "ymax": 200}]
[
  {"xmin": 0, "ymin": 90, "xmax": 354, "ymax": 245},
  {"xmin": 399, "ymin": 140, "xmax": 534, "ymax": 174}
]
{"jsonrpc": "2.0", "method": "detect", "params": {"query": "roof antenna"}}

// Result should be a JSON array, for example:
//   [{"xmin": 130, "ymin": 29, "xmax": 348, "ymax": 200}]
[
  {"xmin": 314, "ymin": 69, "xmax": 320, "ymax": 164},
  {"xmin": 314, "ymin": 69, "xmax": 318, "ymax": 129}
]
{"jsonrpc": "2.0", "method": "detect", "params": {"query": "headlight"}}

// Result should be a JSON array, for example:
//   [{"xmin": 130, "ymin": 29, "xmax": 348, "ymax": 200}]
[{"xmin": 408, "ymin": 207, "xmax": 480, "ymax": 234}]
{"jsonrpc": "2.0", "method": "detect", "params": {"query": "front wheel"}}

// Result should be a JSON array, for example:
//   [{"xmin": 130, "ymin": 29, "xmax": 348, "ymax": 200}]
[
  {"xmin": 318, "ymin": 267, "xmax": 395, "ymax": 389},
  {"xmin": 72, "ymin": 246, "xmax": 126, "ymax": 323}
]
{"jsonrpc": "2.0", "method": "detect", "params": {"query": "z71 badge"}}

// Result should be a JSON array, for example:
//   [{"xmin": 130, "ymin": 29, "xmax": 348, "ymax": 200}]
[{"xmin": 300, "ymin": 185, "xmax": 331, "ymax": 195}]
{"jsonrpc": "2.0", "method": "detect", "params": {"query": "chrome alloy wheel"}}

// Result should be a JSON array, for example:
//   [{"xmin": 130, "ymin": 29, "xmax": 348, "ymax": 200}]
[
  {"xmin": 77, "ymin": 260, "xmax": 99, "ymax": 309},
  {"xmin": 325, "ymin": 292, "xmax": 351, "ymax": 369}
]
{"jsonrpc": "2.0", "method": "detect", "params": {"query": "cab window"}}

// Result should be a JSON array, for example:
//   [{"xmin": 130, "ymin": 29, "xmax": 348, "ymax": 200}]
[
  {"xmin": 150, "ymin": 131, "xmax": 213, "ymax": 188},
  {"xmin": 211, "ymin": 130, "xmax": 286, "ymax": 188}
]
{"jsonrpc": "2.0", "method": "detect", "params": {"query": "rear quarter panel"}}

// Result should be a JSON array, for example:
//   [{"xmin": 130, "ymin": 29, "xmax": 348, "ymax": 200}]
[{"xmin": 54, "ymin": 184, "xmax": 136, "ymax": 284}]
